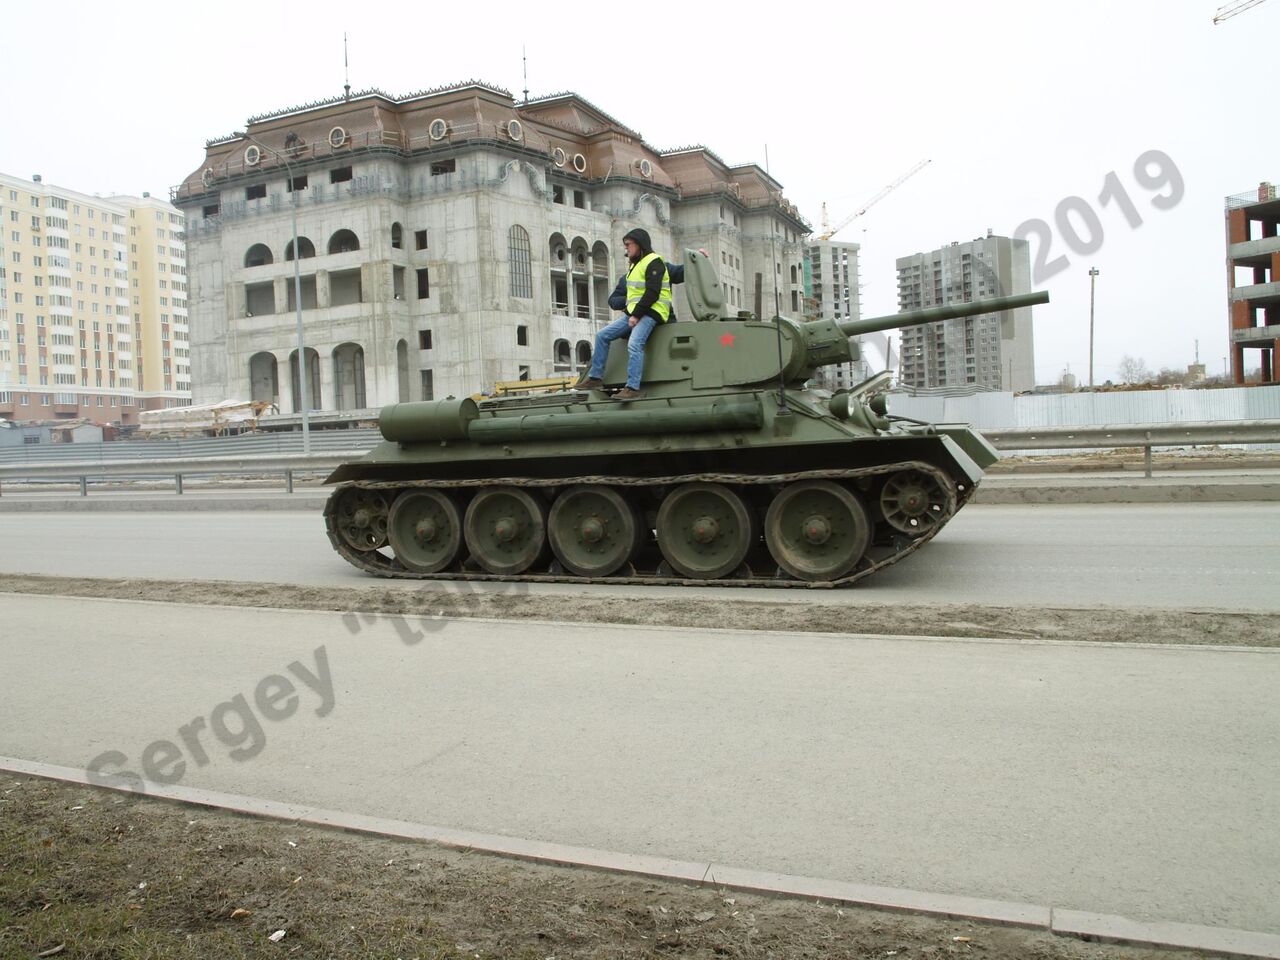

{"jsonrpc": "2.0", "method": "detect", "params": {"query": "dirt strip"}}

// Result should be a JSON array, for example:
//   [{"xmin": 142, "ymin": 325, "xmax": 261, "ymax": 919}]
[
  {"xmin": 0, "ymin": 775, "xmax": 1219, "ymax": 960},
  {"xmin": 0, "ymin": 573, "xmax": 1273, "ymax": 647}
]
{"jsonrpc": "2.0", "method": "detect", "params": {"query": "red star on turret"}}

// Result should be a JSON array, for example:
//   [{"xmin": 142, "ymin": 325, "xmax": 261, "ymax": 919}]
[{"xmin": 719, "ymin": 333, "xmax": 737, "ymax": 347}]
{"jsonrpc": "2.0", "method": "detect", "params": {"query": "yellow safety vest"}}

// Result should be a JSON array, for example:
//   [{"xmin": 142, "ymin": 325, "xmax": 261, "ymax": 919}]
[{"xmin": 625, "ymin": 252, "xmax": 673, "ymax": 323}]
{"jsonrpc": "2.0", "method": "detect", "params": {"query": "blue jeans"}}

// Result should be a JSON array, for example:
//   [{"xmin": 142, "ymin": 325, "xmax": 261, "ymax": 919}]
[{"xmin": 588, "ymin": 315, "xmax": 658, "ymax": 389}]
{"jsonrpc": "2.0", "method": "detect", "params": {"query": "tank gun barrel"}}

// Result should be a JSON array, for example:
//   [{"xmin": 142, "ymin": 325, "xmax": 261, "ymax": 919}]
[{"xmin": 837, "ymin": 291, "xmax": 1049, "ymax": 337}]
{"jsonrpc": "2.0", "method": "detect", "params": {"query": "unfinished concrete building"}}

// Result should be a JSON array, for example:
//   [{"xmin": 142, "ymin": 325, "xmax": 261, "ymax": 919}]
[
  {"xmin": 171, "ymin": 82, "xmax": 810, "ymax": 411},
  {"xmin": 1225, "ymin": 181, "xmax": 1279, "ymax": 384}
]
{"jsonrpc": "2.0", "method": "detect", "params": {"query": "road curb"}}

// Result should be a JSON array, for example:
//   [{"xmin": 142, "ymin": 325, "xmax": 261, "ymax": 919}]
[{"xmin": 3, "ymin": 755, "xmax": 1278, "ymax": 958}]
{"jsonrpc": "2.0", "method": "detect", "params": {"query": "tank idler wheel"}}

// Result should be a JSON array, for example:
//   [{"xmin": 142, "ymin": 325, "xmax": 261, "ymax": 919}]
[
  {"xmin": 765, "ymin": 480, "xmax": 871, "ymax": 582},
  {"xmin": 656, "ymin": 482, "xmax": 757, "ymax": 580},
  {"xmin": 387, "ymin": 490, "xmax": 465, "ymax": 573},
  {"xmin": 463, "ymin": 486, "xmax": 548, "ymax": 575},
  {"xmin": 879, "ymin": 469, "xmax": 952, "ymax": 535},
  {"xmin": 548, "ymin": 485, "xmax": 643, "ymax": 577},
  {"xmin": 334, "ymin": 488, "xmax": 391, "ymax": 552}
]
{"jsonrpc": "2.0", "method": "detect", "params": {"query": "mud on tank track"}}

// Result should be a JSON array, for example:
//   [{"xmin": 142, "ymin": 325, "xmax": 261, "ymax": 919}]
[{"xmin": 324, "ymin": 460, "xmax": 970, "ymax": 588}]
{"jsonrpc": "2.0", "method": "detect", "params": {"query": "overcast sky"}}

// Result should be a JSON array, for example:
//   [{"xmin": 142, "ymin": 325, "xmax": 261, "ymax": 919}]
[{"xmin": 2, "ymin": 0, "xmax": 1274, "ymax": 383}]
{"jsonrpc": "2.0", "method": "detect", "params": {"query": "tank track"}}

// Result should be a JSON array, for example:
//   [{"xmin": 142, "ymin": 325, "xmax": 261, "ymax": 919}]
[{"xmin": 323, "ymin": 460, "xmax": 972, "ymax": 589}]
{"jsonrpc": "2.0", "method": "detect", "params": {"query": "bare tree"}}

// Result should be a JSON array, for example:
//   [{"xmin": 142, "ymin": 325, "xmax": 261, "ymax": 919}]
[{"xmin": 1116, "ymin": 355, "xmax": 1152, "ymax": 384}]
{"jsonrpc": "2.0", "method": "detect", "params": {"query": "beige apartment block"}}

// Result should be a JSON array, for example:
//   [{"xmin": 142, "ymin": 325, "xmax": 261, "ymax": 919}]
[
  {"xmin": 115, "ymin": 193, "xmax": 191, "ymax": 406},
  {"xmin": 0, "ymin": 172, "xmax": 190, "ymax": 425},
  {"xmin": 171, "ymin": 81, "xmax": 810, "ymax": 410}
]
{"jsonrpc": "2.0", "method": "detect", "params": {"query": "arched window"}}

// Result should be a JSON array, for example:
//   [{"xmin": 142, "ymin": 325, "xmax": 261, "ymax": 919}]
[
  {"xmin": 244, "ymin": 243, "xmax": 273, "ymax": 267},
  {"xmin": 591, "ymin": 241, "xmax": 610, "ymax": 277},
  {"xmin": 790, "ymin": 264, "xmax": 798, "ymax": 284},
  {"xmin": 249, "ymin": 352, "xmax": 278, "ymax": 403},
  {"xmin": 575, "ymin": 341, "xmax": 592, "ymax": 367},
  {"xmin": 508, "ymin": 225, "xmax": 532, "ymax": 298},
  {"xmin": 328, "ymin": 229, "xmax": 360, "ymax": 255},
  {"xmin": 391, "ymin": 222, "xmax": 403, "ymax": 249},
  {"xmin": 332, "ymin": 342, "xmax": 366, "ymax": 409},
  {"xmin": 285, "ymin": 236, "xmax": 315, "ymax": 261},
  {"xmin": 554, "ymin": 338, "xmax": 571, "ymax": 366}
]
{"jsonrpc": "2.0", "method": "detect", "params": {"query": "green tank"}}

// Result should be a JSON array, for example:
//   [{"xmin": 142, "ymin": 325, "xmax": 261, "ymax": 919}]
[{"xmin": 324, "ymin": 251, "xmax": 1048, "ymax": 586}]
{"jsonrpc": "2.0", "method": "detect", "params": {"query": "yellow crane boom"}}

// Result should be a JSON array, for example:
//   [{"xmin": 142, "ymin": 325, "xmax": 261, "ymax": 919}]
[{"xmin": 817, "ymin": 159, "xmax": 931, "ymax": 241}]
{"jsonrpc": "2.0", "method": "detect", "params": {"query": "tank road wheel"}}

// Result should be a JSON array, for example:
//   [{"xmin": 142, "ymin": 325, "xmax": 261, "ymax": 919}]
[
  {"xmin": 463, "ymin": 486, "xmax": 548, "ymax": 575},
  {"xmin": 765, "ymin": 480, "xmax": 871, "ymax": 582},
  {"xmin": 656, "ymin": 482, "xmax": 756, "ymax": 580},
  {"xmin": 387, "ymin": 490, "xmax": 465, "ymax": 573},
  {"xmin": 333, "ymin": 487, "xmax": 391, "ymax": 552},
  {"xmin": 548, "ymin": 485, "xmax": 643, "ymax": 577},
  {"xmin": 879, "ymin": 469, "xmax": 953, "ymax": 536}
]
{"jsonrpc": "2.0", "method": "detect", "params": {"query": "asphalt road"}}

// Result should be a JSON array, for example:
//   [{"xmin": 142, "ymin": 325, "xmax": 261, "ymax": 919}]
[
  {"xmin": 3, "ymin": 594, "xmax": 1277, "ymax": 934},
  {"xmin": 2, "ymin": 502, "xmax": 1278, "ymax": 610}
]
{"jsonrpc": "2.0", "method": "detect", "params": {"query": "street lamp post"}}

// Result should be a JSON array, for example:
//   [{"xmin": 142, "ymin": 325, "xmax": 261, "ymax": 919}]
[
  {"xmin": 1088, "ymin": 267, "xmax": 1100, "ymax": 388},
  {"xmin": 234, "ymin": 131, "xmax": 309, "ymax": 454}
]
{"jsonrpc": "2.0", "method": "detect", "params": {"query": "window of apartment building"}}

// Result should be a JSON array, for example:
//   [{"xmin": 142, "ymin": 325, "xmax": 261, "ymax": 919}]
[
  {"xmin": 552, "ymin": 185, "xmax": 565, "ymax": 205},
  {"xmin": 245, "ymin": 183, "xmax": 267, "ymax": 201},
  {"xmin": 287, "ymin": 175, "xmax": 308, "ymax": 192},
  {"xmin": 414, "ymin": 229, "xmax": 428, "ymax": 250},
  {"xmin": 416, "ymin": 268, "xmax": 430, "ymax": 299},
  {"xmin": 573, "ymin": 190, "xmax": 586, "ymax": 209},
  {"xmin": 508, "ymin": 225, "xmax": 532, "ymax": 298},
  {"xmin": 420, "ymin": 369, "xmax": 434, "ymax": 401},
  {"xmin": 418, "ymin": 330, "xmax": 432, "ymax": 350},
  {"xmin": 430, "ymin": 159, "xmax": 455, "ymax": 176},
  {"xmin": 392, "ymin": 266, "xmax": 405, "ymax": 299},
  {"xmin": 391, "ymin": 223, "xmax": 403, "ymax": 249},
  {"xmin": 203, "ymin": 203, "xmax": 220, "ymax": 217},
  {"xmin": 518, "ymin": 365, "xmax": 530, "ymax": 381},
  {"xmin": 516, "ymin": 325, "xmax": 528, "ymax": 347},
  {"xmin": 330, "ymin": 166, "xmax": 353, "ymax": 183}
]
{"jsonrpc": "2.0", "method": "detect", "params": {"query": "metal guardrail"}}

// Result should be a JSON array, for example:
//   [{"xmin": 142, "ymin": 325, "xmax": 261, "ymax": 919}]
[
  {"xmin": 0, "ymin": 420, "xmax": 1276, "ymax": 495},
  {"xmin": 984, "ymin": 419, "xmax": 1280, "ymax": 477},
  {"xmin": 0, "ymin": 452, "xmax": 350, "ymax": 497},
  {"xmin": 0, "ymin": 429, "xmax": 381, "ymax": 466}
]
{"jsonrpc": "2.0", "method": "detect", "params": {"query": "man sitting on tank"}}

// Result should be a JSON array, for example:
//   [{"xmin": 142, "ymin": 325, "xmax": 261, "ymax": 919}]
[{"xmin": 576, "ymin": 228, "xmax": 671, "ymax": 401}]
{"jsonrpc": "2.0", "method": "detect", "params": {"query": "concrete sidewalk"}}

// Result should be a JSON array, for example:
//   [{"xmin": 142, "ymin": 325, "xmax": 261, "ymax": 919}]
[{"xmin": 4, "ymin": 593, "xmax": 1279, "ymax": 939}]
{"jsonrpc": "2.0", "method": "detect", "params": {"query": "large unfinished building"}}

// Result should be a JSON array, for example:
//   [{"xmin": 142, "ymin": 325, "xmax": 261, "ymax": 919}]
[
  {"xmin": 1225, "ymin": 181, "xmax": 1279, "ymax": 384},
  {"xmin": 171, "ymin": 82, "xmax": 810, "ymax": 411}
]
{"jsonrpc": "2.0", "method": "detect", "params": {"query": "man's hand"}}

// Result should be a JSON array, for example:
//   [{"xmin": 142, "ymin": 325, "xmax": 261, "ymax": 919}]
[{"xmin": 627, "ymin": 315, "xmax": 639, "ymax": 329}]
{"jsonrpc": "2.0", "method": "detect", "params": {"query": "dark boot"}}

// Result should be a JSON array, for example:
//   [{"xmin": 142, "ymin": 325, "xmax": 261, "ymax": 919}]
[
  {"xmin": 575, "ymin": 376, "xmax": 604, "ymax": 390},
  {"xmin": 611, "ymin": 387, "xmax": 643, "ymax": 401}
]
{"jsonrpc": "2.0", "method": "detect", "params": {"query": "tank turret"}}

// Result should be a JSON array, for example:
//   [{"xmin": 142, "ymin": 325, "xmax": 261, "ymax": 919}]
[{"xmin": 324, "ymin": 249, "xmax": 1048, "ymax": 586}]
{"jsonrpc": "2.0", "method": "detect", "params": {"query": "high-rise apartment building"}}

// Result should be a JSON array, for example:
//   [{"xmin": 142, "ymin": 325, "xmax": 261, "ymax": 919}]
[
  {"xmin": 170, "ymin": 82, "xmax": 810, "ymax": 410},
  {"xmin": 121, "ymin": 193, "xmax": 192, "ymax": 404},
  {"xmin": 895, "ymin": 233, "xmax": 1034, "ymax": 393},
  {"xmin": 0, "ymin": 172, "xmax": 190, "ymax": 424},
  {"xmin": 1225, "ymin": 180, "xmax": 1278, "ymax": 384},
  {"xmin": 803, "ymin": 240, "xmax": 864, "ymax": 390}
]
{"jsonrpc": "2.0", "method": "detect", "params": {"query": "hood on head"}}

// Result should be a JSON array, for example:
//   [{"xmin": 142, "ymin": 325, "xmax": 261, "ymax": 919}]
[{"xmin": 622, "ymin": 228, "xmax": 652, "ymax": 259}]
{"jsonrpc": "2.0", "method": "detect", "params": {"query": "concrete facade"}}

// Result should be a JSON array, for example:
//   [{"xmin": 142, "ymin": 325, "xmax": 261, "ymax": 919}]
[
  {"xmin": 1225, "ymin": 181, "xmax": 1280, "ymax": 384},
  {"xmin": 172, "ymin": 83, "xmax": 810, "ymax": 410},
  {"xmin": 0, "ymin": 172, "xmax": 189, "ymax": 425},
  {"xmin": 895, "ymin": 233, "xmax": 1034, "ymax": 394}
]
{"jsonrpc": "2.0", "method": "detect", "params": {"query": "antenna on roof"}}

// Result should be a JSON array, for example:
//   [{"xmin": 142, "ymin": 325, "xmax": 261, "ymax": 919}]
[
  {"xmin": 522, "ymin": 45, "xmax": 529, "ymax": 103},
  {"xmin": 343, "ymin": 33, "xmax": 351, "ymax": 101}
]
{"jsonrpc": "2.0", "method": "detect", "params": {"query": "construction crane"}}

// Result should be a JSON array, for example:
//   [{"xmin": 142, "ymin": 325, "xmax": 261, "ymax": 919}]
[
  {"xmin": 1213, "ymin": 0, "xmax": 1269, "ymax": 22},
  {"xmin": 816, "ymin": 158, "xmax": 931, "ymax": 241}
]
